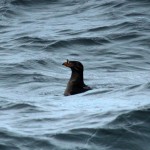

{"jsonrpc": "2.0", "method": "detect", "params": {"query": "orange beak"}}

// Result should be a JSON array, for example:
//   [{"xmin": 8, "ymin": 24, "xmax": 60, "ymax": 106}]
[{"xmin": 62, "ymin": 59, "xmax": 73, "ymax": 68}]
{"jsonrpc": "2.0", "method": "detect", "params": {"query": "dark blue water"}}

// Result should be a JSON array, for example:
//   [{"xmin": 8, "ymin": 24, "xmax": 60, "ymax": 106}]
[{"xmin": 0, "ymin": 0, "xmax": 150, "ymax": 149}]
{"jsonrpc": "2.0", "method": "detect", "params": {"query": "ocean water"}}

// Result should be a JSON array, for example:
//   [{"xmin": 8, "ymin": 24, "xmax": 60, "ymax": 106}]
[{"xmin": 0, "ymin": 0, "xmax": 150, "ymax": 149}]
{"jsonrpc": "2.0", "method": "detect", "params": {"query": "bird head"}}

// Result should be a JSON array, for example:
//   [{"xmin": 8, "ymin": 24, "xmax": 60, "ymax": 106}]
[{"xmin": 62, "ymin": 59, "xmax": 84, "ymax": 72}]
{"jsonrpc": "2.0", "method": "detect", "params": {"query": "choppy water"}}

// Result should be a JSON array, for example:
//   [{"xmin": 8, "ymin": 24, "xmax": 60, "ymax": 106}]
[{"xmin": 0, "ymin": 0, "xmax": 150, "ymax": 149}]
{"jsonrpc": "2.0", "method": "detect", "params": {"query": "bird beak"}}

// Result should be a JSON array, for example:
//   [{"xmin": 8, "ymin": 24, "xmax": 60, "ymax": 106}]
[{"xmin": 62, "ymin": 59, "xmax": 72, "ymax": 67}]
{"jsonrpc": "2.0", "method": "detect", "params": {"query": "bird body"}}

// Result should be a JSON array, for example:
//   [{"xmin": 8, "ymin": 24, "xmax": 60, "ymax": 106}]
[{"xmin": 62, "ymin": 60, "xmax": 91, "ymax": 96}]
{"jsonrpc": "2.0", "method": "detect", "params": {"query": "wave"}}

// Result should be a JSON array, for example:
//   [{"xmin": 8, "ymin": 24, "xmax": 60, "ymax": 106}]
[
  {"xmin": 109, "ymin": 108, "xmax": 150, "ymax": 126},
  {"xmin": 0, "ymin": 108, "xmax": 150, "ymax": 150},
  {"xmin": 45, "ymin": 37, "xmax": 110, "ymax": 50},
  {"xmin": 0, "ymin": 3, "xmax": 18, "ymax": 18},
  {"xmin": 0, "ymin": 72, "xmax": 49, "ymax": 88},
  {"xmin": 107, "ymin": 31, "xmax": 142, "ymax": 41},
  {"xmin": 0, "ymin": 25, "xmax": 10, "ymax": 29},
  {"xmin": 10, "ymin": 0, "xmax": 59, "ymax": 6},
  {"xmin": 0, "ymin": 129, "xmax": 55, "ymax": 150},
  {"xmin": 0, "ymin": 102, "xmax": 37, "ymax": 111},
  {"xmin": 88, "ymin": 21, "xmax": 137, "ymax": 32},
  {"xmin": 51, "ymin": 108, "xmax": 150, "ymax": 150},
  {"xmin": 15, "ymin": 36, "xmax": 51, "ymax": 44}
]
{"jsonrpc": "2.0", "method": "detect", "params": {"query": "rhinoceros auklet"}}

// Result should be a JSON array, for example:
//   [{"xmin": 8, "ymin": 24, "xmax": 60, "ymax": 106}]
[{"xmin": 62, "ymin": 59, "xmax": 91, "ymax": 96}]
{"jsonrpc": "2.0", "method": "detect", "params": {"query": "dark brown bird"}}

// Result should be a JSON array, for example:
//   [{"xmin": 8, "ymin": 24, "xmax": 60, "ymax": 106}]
[{"xmin": 62, "ymin": 60, "xmax": 91, "ymax": 96}]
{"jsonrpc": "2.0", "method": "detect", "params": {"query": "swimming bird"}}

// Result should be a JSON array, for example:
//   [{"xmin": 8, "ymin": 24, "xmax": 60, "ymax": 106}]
[{"xmin": 62, "ymin": 60, "xmax": 91, "ymax": 96}]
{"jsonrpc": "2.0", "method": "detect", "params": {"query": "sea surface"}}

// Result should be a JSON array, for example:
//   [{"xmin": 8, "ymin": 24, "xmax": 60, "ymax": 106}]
[{"xmin": 0, "ymin": 0, "xmax": 150, "ymax": 150}]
